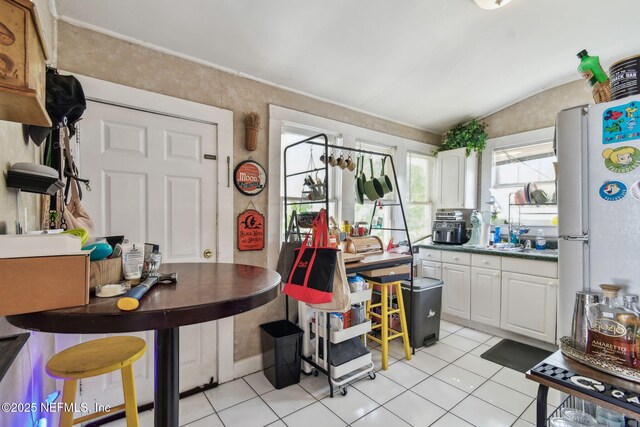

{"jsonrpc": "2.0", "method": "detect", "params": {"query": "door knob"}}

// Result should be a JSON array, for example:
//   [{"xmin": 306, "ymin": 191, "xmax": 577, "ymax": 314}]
[{"xmin": 203, "ymin": 249, "xmax": 214, "ymax": 259}]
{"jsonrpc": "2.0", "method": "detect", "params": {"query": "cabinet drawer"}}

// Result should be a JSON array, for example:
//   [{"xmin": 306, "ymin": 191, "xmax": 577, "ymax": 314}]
[
  {"xmin": 472, "ymin": 254, "xmax": 501, "ymax": 270},
  {"xmin": 441, "ymin": 251, "xmax": 470, "ymax": 265},
  {"xmin": 420, "ymin": 260, "xmax": 442, "ymax": 280},
  {"xmin": 502, "ymin": 258, "xmax": 558, "ymax": 279},
  {"xmin": 419, "ymin": 248, "xmax": 441, "ymax": 262}
]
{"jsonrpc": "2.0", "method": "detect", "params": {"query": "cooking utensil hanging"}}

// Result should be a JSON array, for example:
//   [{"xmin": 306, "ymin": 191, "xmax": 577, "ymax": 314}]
[
  {"xmin": 379, "ymin": 157, "xmax": 393, "ymax": 194},
  {"xmin": 364, "ymin": 158, "xmax": 384, "ymax": 201},
  {"xmin": 355, "ymin": 156, "xmax": 365, "ymax": 204}
]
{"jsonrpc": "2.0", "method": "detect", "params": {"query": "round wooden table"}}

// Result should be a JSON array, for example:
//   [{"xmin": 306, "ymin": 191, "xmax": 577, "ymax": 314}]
[{"xmin": 7, "ymin": 263, "xmax": 281, "ymax": 427}]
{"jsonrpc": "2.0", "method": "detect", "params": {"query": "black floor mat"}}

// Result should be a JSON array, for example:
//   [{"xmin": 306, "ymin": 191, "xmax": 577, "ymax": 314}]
[{"xmin": 480, "ymin": 339, "xmax": 552, "ymax": 373}]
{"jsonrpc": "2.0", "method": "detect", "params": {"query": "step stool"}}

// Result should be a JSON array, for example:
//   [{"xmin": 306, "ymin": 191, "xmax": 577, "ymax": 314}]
[{"xmin": 366, "ymin": 279, "xmax": 411, "ymax": 370}]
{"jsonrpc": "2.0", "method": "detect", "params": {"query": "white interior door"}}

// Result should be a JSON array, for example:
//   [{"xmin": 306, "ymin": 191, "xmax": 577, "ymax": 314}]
[{"xmin": 66, "ymin": 100, "xmax": 221, "ymax": 410}]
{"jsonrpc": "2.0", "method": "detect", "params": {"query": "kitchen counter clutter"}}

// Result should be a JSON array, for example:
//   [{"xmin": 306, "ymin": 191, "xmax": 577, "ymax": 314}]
[
  {"xmin": 416, "ymin": 243, "xmax": 558, "ymax": 260},
  {"xmin": 416, "ymin": 244, "xmax": 558, "ymax": 344}
]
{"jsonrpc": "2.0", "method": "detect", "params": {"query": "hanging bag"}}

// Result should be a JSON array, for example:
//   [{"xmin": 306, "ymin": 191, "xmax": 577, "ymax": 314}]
[
  {"xmin": 307, "ymin": 249, "xmax": 351, "ymax": 312},
  {"xmin": 282, "ymin": 210, "xmax": 337, "ymax": 304},
  {"xmin": 276, "ymin": 211, "xmax": 302, "ymax": 284}
]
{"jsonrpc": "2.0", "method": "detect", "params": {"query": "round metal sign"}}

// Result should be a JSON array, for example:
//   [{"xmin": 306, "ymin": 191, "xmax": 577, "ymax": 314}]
[{"xmin": 234, "ymin": 160, "xmax": 267, "ymax": 196}]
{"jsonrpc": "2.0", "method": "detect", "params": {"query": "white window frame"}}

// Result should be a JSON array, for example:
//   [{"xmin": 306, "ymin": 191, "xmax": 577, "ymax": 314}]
[
  {"xmin": 268, "ymin": 105, "xmax": 437, "ymax": 269},
  {"xmin": 406, "ymin": 150, "xmax": 435, "ymax": 242},
  {"xmin": 480, "ymin": 126, "xmax": 557, "ymax": 233}
]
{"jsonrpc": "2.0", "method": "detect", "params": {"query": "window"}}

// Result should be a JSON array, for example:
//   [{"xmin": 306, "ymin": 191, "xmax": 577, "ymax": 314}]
[
  {"xmin": 280, "ymin": 126, "xmax": 340, "ymax": 239},
  {"xmin": 406, "ymin": 151, "xmax": 435, "ymax": 243},
  {"xmin": 353, "ymin": 140, "xmax": 394, "ymax": 226},
  {"xmin": 490, "ymin": 140, "xmax": 557, "ymax": 227}
]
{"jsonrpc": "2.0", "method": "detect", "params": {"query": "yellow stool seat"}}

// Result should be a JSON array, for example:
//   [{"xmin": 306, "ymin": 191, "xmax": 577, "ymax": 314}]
[
  {"xmin": 47, "ymin": 336, "xmax": 146, "ymax": 379},
  {"xmin": 46, "ymin": 336, "xmax": 146, "ymax": 427},
  {"xmin": 366, "ymin": 280, "xmax": 411, "ymax": 370}
]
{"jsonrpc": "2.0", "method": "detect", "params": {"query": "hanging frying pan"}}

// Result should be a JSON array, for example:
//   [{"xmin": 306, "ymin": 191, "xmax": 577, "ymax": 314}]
[
  {"xmin": 379, "ymin": 157, "xmax": 393, "ymax": 194},
  {"xmin": 355, "ymin": 156, "xmax": 365, "ymax": 204},
  {"xmin": 364, "ymin": 158, "xmax": 384, "ymax": 201}
]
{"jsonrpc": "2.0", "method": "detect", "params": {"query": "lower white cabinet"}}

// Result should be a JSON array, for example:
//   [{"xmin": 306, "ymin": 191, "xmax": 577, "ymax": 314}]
[
  {"xmin": 470, "ymin": 267, "xmax": 501, "ymax": 327},
  {"xmin": 500, "ymin": 272, "xmax": 558, "ymax": 344},
  {"xmin": 442, "ymin": 263, "xmax": 471, "ymax": 319}
]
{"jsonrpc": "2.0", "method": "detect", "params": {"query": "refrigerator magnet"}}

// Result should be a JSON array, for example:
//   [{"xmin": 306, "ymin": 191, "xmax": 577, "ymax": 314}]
[
  {"xmin": 602, "ymin": 146, "xmax": 640, "ymax": 173},
  {"xmin": 599, "ymin": 180, "xmax": 628, "ymax": 202},
  {"xmin": 602, "ymin": 101, "xmax": 640, "ymax": 145},
  {"xmin": 630, "ymin": 180, "xmax": 640, "ymax": 201}
]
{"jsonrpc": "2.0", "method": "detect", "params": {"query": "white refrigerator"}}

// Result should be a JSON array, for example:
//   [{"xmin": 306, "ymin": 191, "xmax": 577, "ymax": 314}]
[{"xmin": 556, "ymin": 94, "xmax": 640, "ymax": 340}]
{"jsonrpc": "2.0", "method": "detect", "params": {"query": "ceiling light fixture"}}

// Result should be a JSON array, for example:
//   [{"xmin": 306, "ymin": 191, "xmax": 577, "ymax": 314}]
[{"xmin": 472, "ymin": 0, "xmax": 513, "ymax": 10}]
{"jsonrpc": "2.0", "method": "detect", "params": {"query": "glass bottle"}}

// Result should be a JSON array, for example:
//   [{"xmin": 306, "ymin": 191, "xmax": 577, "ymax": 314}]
[{"xmin": 586, "ymin": 285, "xmax": 638, "ymax": 367}]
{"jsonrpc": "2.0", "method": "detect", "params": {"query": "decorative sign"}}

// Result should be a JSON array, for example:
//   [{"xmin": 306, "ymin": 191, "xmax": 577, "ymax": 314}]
[
  {"xmin": 238, "ymin": 208, "xmax": 265, "ymax": 251},
  {"xmin": 602, "ymin": 101, "xmax": 640, "ymax": 145},
  {"xmin": 234, "ymin": 160, "xmax": 267, "ymax": 196},
  {"xmin": 599, "ymin": 180, "xmax": 628, "ymax": 202},
  {"xmin": 602, "ymin": 146, "xmax": 640, "ymax": 173}
]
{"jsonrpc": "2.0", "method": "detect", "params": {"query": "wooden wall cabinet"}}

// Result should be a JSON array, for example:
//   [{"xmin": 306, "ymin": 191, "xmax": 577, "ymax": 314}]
[{"xmin": 0, "ymin": 0, "xmax": 51, "ymax": 126}]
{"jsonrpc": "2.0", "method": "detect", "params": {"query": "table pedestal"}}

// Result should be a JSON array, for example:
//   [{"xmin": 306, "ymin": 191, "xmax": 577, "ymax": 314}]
[{"xmin": 155, "ymin": 328, "xmax": 179, "ymax": 427}]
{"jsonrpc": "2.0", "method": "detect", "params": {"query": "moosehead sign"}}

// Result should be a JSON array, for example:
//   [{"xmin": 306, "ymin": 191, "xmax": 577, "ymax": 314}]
[{"xmin": 233, "ymin": 159, "xmax": 267, "ymax": 196}]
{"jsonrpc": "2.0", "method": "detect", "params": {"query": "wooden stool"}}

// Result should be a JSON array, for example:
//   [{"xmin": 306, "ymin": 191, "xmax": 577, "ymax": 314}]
[
  {"xmin": 366, "ymin": 280, "xmax": 411, "ymax": 370},
  {"xmin": 46, "ymin": 336, "xmax": 146, "ymax": 427}
]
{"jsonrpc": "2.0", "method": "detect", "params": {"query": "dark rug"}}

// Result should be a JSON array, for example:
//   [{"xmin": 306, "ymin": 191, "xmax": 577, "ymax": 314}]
[{"xmin": 481, "ymin": 339, "xmax": 552, "ymax": 373}]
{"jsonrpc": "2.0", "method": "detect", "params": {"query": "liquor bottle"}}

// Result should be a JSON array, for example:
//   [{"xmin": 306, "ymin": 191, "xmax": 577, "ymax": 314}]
[
  {"xmin": 577, "ymin": 50, "xmax": 608, "ymax": 87},
  {"xmin": 586, "ymin": 285, "xmax": 638, "ymax": 367}
]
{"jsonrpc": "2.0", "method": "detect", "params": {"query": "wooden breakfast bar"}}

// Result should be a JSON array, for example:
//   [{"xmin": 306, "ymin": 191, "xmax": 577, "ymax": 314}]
[{"xmin": 6, "ymin": 263, "xmax": 281, "ymax": 427}]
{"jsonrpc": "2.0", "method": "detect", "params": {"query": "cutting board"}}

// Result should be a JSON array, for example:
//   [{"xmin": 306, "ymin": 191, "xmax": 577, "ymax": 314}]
[{"xmin": 343, "ymin": 253, "xmax": 365, "ymax": 263}]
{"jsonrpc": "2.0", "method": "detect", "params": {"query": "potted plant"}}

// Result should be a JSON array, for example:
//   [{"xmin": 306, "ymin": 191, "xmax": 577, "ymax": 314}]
[{"xmin": 437, "ymin": 119, "xmax": 488, "ymax": 156}]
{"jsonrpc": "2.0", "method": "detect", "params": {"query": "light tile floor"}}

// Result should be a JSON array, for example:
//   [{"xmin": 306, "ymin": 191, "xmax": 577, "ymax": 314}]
[{"xmin": 107, "ymin": 320, "xmax": 562, "ymax": 426}]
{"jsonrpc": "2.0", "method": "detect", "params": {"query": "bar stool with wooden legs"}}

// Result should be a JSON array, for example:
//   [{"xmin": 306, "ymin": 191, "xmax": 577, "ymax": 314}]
[
  {"xmin": 366, "ymin": 279, "xmax": 411, "ymax": 370},
  {"xmin": 46, "ymin": 336, "xmax": 146, "ymax": 427}
]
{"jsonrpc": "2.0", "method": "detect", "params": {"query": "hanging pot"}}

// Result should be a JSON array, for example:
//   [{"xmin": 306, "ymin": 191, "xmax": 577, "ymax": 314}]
[
  {"xmin": 379, "ymin": 157, "xmax": 393, "ymax": 194},
  {"xmin": 355, "ymin": 156, "xmax": 365, "ymax": 204},
  {"xmin": 364, "ymin": 158, "xmax": 384, "ymax": 201}
]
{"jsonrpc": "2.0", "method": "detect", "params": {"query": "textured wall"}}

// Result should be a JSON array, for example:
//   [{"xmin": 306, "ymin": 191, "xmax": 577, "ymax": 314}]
[
  {"xmin": 55, "ymin": 21, "xmax": 439, "ymax": 361},
  {"xmin": 483, "ymin": 79, "xmax": 593, "ymax": 139},
  {"xmin": 0, "ymin": 1, "xmax": 57, "ymax": 425}
]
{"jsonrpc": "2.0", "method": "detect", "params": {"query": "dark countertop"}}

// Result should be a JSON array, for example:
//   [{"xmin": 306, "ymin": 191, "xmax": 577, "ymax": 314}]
[{"xmin": 416, "ymin": 243, "xmax": 558, "ymax": 261}]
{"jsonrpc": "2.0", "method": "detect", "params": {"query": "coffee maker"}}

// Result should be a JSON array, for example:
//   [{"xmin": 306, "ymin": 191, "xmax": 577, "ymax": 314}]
[{"xmin": 432, "ymin": 211, "xmax": 468, "ymax": 245}]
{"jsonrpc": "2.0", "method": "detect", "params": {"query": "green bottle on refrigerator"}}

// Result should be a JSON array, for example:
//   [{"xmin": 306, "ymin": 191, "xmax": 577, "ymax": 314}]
[{"xmin": 577, "ymin": 49, "xmax": 608, "ymax": 86}]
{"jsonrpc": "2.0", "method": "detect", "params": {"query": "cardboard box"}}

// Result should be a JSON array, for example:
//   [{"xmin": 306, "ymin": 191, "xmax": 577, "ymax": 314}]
[{"xmin": 0, "ymin": 254, "xmax": 90, "ymax": 316}]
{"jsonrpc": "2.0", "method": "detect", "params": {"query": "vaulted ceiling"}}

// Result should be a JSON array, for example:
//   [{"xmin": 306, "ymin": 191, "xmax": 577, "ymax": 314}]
[{"xmin": 56, "ymin": 0, "xmax": 640, "ymax": 133}]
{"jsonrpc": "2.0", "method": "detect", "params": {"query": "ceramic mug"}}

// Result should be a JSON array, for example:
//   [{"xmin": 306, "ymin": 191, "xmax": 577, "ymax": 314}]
[
  {"xmin": 346, "ymin": 156, "xmax": 356, "ymax": 171},
  {"xmin": 337, "ymin": 154, "xmax": 346, "ymax": 169},
  {"xmin": 328, "ymin": 154, "xmax": 337, "ymax": 167}
]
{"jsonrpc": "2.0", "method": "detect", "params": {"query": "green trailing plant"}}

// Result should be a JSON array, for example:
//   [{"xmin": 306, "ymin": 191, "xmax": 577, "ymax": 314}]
[{"xmin": 437, "ymin": 119, "xmax": 488, "ymax": 157}]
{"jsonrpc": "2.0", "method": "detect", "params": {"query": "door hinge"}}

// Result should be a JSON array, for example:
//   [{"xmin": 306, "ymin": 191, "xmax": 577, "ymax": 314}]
[{"xmin": 204, "ymin": 154, "xmax": 217, "ymax": 160}]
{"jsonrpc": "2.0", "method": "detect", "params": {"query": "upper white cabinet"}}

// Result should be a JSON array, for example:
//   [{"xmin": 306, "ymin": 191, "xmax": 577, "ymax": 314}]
[{"xmin": 435, "ymin": 147, "xmax": 478, "ymax": 209}]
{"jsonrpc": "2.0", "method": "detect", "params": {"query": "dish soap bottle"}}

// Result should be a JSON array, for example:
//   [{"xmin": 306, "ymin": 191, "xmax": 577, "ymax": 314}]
[
  {"xmin": 586, "ymin": 285, "xmax": 638, "ymax": 368},
  {"xmin": 535, "ymin": 229, "xmax": 546, "ymax": 250},
  {"xmin": 577, "ymin": 50, "xmax": 608, "ymax": 87}
]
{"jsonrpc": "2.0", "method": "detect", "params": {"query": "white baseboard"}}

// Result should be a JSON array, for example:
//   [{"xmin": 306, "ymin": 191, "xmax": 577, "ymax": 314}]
[{"xmin": 232, "ymin": 354, "xmax": 263, "ymax": 380}]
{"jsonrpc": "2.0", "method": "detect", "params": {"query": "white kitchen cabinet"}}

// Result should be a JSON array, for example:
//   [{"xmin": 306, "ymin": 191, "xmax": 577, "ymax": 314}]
[
  {"xmin": 420, "ymin": 260, "xmax": 442, "ymax": 280},
  {"xmin": 434, "ymin": 147, "xmax": 478, "ymax": 209},
  {"xmin": 442, "ymin": 263, "xmax": 471, "ymax": 319},
  {"xmin": 471, "ymin": 267, "xmax": 501, "ymax": 327},
  {"xmin": 501, "ymin": 272, "xmax": 557, "ymax": 344}
]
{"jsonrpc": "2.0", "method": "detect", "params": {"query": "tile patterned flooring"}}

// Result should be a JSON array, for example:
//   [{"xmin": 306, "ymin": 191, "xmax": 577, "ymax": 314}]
[{"xmin": 108, "ymin": 320, "xmax": 564, "ymax": 426}]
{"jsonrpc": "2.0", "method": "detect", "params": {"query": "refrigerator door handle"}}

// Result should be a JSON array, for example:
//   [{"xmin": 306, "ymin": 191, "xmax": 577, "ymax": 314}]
[{"xmin": 559, "ymin": 233, "xmax": 590, "ymax": 243}]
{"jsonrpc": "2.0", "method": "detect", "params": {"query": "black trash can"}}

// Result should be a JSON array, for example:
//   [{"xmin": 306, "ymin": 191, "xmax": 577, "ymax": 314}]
[
  {"xmin": 260, "ymin": 320, "xmax": 304, "ymax": 389},
  {"xmin": 401, "ymin": 278, "xmax": 443, "ymax": 348}
]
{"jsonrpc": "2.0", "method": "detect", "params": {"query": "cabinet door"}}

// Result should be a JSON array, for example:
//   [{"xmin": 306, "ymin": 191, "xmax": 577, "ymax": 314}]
[
  {"xmin": 501, "ymin": 272, "xmax": 557, "ymax": 344},
  {"xmin": 435, "ymin": 148, "xmax": 466, "ymax": 209},
  {"xmin": 471, "ymin": 267, "xmax": 501, "ymax": 327},
  {"xmin": 420, "ymin": 260, "xmax": 442, "ymax": 280},
  {"xmin": 442, "ymin": 263, "xmax": 471, "ymax": 319}
]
